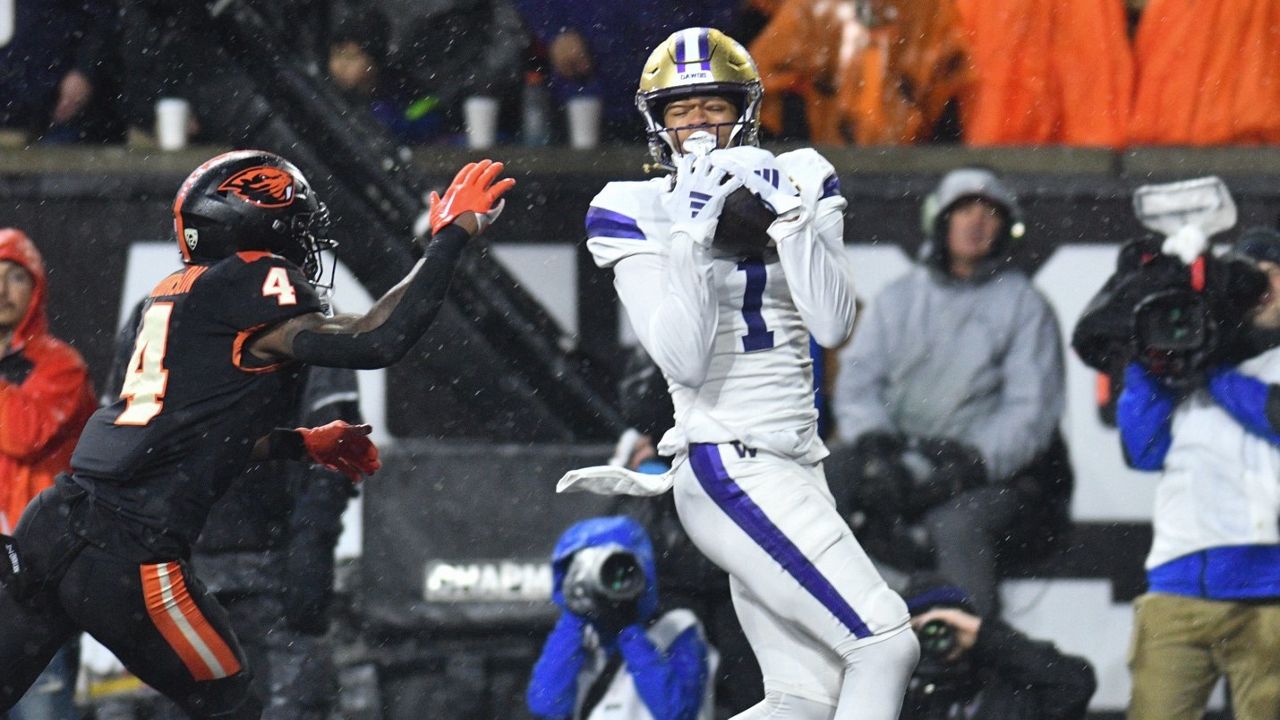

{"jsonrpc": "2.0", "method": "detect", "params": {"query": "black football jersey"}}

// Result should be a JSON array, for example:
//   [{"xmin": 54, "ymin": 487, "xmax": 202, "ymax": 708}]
[{"xmin": 72, "ymin": 252, "xmax": 323, "ymax": 547}]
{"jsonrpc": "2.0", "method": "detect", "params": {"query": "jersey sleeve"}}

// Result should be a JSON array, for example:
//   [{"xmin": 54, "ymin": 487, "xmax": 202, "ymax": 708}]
[
  {"xmin": 773, "ymin": 148, "xmax": 856, "ymax": 348},
  {"xmin": 586, "ymin": 181, "xmax": 664, "ymax": 269},
  {"xmin": 205, "ymin": 253, "xmax": 325, "ymax": 332}
]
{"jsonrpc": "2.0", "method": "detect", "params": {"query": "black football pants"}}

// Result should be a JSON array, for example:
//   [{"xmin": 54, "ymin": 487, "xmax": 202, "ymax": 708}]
[{"xmin": 0, "ymin": 487, "xmax": 262, "ymax": 719}]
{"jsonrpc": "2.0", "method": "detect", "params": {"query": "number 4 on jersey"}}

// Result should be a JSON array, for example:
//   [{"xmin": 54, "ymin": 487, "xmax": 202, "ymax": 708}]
[
  {"xmin": 262, "ymin": 267, "xmax": 297, "ymax": 305},
  {"xmin": 116, "ymin": 302, "xmax": 173, "ymax": 426}
]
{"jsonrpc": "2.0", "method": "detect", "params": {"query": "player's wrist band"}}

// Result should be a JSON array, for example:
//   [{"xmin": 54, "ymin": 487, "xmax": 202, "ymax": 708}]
[{"xmin": 266, "ymin": 428, "xmax": 308, "ymax": 461}]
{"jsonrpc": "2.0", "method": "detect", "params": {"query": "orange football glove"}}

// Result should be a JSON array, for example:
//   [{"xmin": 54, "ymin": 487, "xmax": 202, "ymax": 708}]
[
  {"xmin": 428, "ymin": 159, "xmax": 516, "ymax": 236},
  {"xmin": 297, "ymin": 420, "xmax": 381, "ymax": 484}
]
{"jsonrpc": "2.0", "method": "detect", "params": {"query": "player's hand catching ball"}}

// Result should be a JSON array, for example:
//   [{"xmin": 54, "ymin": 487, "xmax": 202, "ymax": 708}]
[{"xmin": 663, "ymin": 154, "xmax": 745, "ymax": 247}]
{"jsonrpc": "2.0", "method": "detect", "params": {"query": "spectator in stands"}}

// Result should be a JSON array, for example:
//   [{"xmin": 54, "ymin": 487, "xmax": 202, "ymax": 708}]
[
  {"xmin": 749, "ymin": 0, "xmax": 969, "ymax": 144},
  {"xmin": 378, "ymin": 0, "xmax": 527, "ymax": 144},
  {"xmin": 955, "ymin": 0, "xmax": 1131, "ymax": 147},
  {"xmin": 901, "ymin": 575, "xmax": 1096, "ymax": 720},
  {"xmin": 0, "ymin": 0, "xmax": 124, "ymax": 143},
  {"xmin": 0, "ymin": 229, "xmax": 97, "ymax": 720},
  {"xmin": 1129, "ymin": 0, "xmax": 1280, "ymax": 145},
  {"xmin": 1116, "ymin": 230, "xmax": 1280, "ymax": 720},
  {"xmin": 527, "ymin": 515, "xmax": 714, "ymax": 720},
  {"xmin": 328, "ymin": 6, "xmax": 444, "ymax": 144},
  {"xmin": 834, "ymin": 168, "xmax": 1071, "ymax": 615},
  {"xmin": 511, "ymin": 3, "xmax": 738, "ymax": 143},
  {"xmin": 107, "ymin": 299, "xmax": 362, "ymax": 720}
]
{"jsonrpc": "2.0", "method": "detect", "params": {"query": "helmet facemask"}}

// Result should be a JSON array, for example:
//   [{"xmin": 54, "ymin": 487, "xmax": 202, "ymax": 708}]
[
  {"xmin": 278, "ymin": 201, "xmax": 338, "ymax": 287},
  {"xmin": 637, "ymin": 85, "xmax": 762, "ymax": 168}
]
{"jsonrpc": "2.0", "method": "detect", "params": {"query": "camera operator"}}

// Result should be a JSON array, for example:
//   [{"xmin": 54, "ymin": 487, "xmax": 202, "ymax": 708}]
[
  {"xmin": 526, "ymin": 515, "xmax": 714, "ymax": 720},
  {"xmin": 901, "ymin": 576, "xmax": 1096, "ymax": 720},
  {"xmin": 1116, "ymin": 228, "xmax": 1280, "ymax": 720},
  {"xmin": 834, "ymin": 167, "xmax": 1071, "ymax": 614}
]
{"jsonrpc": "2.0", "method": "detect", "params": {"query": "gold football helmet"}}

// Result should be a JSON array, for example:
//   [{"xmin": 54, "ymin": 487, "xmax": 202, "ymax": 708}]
[{"xmin": 636, "ymin": 27, "xmax": 763, "ymax": 168}]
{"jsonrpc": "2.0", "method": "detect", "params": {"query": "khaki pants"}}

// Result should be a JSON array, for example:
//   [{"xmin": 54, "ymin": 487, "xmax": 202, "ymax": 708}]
[{"xmin": 1128, "ymin": 592, "xmax": 1280, "ymax": 720}]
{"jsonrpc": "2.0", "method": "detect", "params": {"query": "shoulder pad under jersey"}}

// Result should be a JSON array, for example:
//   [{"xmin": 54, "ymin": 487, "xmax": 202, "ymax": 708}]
[
  {"xmin": 586, "ymin": 178, "xmax": 670, "ymax": 269},
  {"xmin": 201, "ymin": 251, "xmax": 324, "ymax": 331}
]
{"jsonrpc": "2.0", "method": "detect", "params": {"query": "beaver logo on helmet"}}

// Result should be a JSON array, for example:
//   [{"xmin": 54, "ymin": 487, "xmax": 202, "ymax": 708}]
[{"xmin": 218, "ymin": 166, "xmax": 296, "ymax": 208}]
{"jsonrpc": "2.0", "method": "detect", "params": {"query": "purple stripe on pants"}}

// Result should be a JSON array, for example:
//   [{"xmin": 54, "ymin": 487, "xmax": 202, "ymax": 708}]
[{"xmin": 689, "ymin": 443, "xmax": 873, "ymax": 638}]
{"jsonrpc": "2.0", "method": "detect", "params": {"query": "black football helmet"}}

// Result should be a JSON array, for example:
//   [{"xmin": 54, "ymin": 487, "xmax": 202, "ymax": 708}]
[{"xmin": 172, "ymin": 150, "xmax": 335, "ymax": 283}]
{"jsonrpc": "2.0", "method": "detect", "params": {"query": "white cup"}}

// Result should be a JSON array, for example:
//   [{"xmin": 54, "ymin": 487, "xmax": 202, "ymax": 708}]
[
  {"xmin": 566, "ymin": 95, "xmax": 602, "ymax": 149},
  {"xmin": 155, "ymin": 98, "xmax": 191, "ymax": 151},
  {"xmin": 463, "ymin": 96, "xmax": 500, "ymax": 149}
]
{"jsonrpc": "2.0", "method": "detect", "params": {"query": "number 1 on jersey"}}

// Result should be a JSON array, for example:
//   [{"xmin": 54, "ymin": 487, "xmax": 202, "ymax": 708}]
[
  {"xmin": 115, "ymin": 302, "xmax": 173, "ymax": 426},
  {"xmin": 738, "ymin": 259, "xmax": 775, "ymax": 352}
]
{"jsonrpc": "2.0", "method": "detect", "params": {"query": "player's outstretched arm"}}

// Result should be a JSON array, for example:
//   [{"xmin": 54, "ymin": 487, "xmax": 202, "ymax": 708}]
[{"xmin": 248, "ymin": 160, "xmax": 515, "ymax": 369}]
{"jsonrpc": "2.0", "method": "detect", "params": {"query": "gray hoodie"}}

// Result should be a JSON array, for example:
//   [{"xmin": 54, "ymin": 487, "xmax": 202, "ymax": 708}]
[{"xmin": 835, "ymin": 251, "xmax": 1065, "ymax": 482}]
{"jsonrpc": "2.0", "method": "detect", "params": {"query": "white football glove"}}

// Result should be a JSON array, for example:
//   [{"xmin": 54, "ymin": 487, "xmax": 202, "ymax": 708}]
[
  {"xmin": 706, "ymin": 147, "xmax": 803, "ymax": 218},
  {"xmin": 780, "ymin": 149, "xmax": 839, "ymax": 210},
  {"xmin": 662, "ymin": 154, "xmax": 745, "ymax": 247}
]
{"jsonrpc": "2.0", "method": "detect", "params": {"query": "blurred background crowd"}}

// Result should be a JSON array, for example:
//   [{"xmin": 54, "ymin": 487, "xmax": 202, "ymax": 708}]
[{"xmin": 3, "ymin": 0, "xmax": 1280, "ymax": 151}]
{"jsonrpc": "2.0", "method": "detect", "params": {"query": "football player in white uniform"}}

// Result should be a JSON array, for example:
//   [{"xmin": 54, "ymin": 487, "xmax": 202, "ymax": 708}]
[{"xmin": 583, "ymin": 27, "xmax": 918, "ymax": 720}]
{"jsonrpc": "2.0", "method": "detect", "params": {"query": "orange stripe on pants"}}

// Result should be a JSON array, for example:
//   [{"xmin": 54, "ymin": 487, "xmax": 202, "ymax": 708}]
[{"xmin": 140, "ymin": 562, "xmax": 241, "ymax": 681}]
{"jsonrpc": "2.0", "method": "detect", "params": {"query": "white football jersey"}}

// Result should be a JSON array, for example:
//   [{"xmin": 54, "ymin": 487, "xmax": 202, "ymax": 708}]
[{"xmin": 587, "ymin": 148, "xmax": 853, "ymax": 462}]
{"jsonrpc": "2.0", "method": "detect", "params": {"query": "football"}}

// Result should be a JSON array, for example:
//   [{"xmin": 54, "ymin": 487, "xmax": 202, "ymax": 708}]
[{"xmin": 712, "ymin": 185, "xmax": 776, "ymax": 258}]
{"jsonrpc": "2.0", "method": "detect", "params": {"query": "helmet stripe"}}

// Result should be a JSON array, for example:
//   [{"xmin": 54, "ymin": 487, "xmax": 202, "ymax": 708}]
[{"xmin": 677, "ymin": 28, "xmax": 705, "ymax": 72}]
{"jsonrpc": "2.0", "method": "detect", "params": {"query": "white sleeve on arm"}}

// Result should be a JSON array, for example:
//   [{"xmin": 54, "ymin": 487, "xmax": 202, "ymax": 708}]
[
  {"xmin": 774, "ymin": 194, "xmax": 856, "ymax": 348},
  {"xmin": 612, "ymin": 238, "xmax": 720, "ymax": 388}
]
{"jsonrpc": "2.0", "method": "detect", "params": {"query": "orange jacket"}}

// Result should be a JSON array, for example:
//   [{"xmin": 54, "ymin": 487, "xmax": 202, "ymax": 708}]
[
  {"xmin": 0, "ymin": 228, "xmax": 96, "ymax": 533},
  {"xmin": 955, "ymin": 0, "xmax": 1132, "ymax": 147},
  {"xmin": 1130, "ymin": 0, "xmax": 1280, "ymax": 145},
  {"xmin": 750, "ymin": 0, "xmax": 969, "ymax": 145}
]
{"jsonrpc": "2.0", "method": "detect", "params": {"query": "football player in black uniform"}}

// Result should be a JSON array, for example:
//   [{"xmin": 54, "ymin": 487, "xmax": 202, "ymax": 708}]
[{"xmin": 0, "ymin": 150, "xmax": 514, "ymax": 719}]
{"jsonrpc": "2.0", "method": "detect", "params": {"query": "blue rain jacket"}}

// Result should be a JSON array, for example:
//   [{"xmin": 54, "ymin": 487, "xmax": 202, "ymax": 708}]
[{"xmin": 527, "ymin": 516, "xmax": 708, "ymax": 720}]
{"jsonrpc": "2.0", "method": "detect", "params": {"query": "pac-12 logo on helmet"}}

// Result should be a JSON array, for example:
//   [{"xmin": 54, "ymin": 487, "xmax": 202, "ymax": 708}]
[{"xmin": 217, "ymin": 166, "xmax": 297, "ymax": 208}]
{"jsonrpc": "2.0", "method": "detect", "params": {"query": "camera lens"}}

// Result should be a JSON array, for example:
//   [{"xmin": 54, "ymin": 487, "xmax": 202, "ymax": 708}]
[
  {"xmin": 917, "ymin": 619, "xmax": 956, "ymax": 660},
  {"xmin": 598, "ymin": 551, "xmax": 643, "ymax": 600}
]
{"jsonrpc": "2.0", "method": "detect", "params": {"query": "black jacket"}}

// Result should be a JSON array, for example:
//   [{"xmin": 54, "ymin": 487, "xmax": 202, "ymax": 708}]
[{"xmin": 905, "ymin": 619, "xmax": 1096, "ymax": 720}]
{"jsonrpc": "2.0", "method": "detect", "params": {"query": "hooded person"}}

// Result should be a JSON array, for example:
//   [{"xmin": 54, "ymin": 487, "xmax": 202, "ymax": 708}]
[
  {"xmin": 0, "ymin": 228, "xmax": 96, "ymax": 720},
  {"xmin": 900, "ymin": 574, "xmax": 1096, "ymax": 720},
  {"xmin": 833, "ymin": 168, "xmax": 1070, "ymax": 615},
  {"xmin": 918, "ymin": 167, "xmax": 1024, "ymax": 280},
  {"xmin": 526, "ymin": 515, "xmax": 715, "ymax": 720},
  {"xmin": 0, "ymin": 228, "xmax": 96, "ymax": 535}
]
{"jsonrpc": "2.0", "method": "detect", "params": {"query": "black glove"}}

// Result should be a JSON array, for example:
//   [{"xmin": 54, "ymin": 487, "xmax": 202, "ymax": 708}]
[
  {"xmin": 589, "ymin": 599, "xmax": 641, "ymax": 639},
  {"xmin": 903, "ymin": 437, "xmax": 987, "ymax": 516},
  {"xmin": 848, "ymin": 432, "xmax": 912, "ymax": 516}
]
